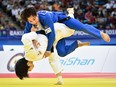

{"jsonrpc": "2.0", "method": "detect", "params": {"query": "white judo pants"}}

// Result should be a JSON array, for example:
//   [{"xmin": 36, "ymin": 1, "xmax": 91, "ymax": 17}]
[
  {"xmin": 47, "ymin": 22, "xmax": 75, "ymax": 74},
  {"xmin": 48, "ymin": 48, "xmax": 63, "ymax": 74}
]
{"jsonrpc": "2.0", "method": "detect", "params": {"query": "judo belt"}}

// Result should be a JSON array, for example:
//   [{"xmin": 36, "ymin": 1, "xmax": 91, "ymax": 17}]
[
  {"xmin": 38, "ymin": 30, "xmax": 46, "ymax": 35},
  {"xmin": 58, "ymin": 16, "xmax": 71, "ymax": 23}
]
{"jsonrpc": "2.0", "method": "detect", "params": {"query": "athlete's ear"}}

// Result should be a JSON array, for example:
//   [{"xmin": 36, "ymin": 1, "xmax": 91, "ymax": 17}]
[
  {"xmin": 27, "ymin": 61, "xmax": 34, "ymax": 71},
  {"xmin": 27, "ymin": 61, "xmax": 33, "ymax": 66}
]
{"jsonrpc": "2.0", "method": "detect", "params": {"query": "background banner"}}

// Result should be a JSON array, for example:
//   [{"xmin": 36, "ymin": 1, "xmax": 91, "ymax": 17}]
[{"xmin": 0, "ymin": 46, "xmax": 116, "ymax": 73}]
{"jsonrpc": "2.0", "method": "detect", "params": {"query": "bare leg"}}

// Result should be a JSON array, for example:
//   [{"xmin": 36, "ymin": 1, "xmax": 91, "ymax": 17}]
[
  {"xmin": 78, "ymin": 40, "xmax": 90, "ymax": 47},
  {"xmin": 56, "ymin": 38, "xmax": 90, "ymax": 57}
]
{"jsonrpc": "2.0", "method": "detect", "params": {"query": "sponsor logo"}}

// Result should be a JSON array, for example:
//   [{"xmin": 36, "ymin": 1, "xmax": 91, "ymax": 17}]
[
  {"xmin": 7, "ymin": 53, "xmax": 24, "ymax": 72},
  {"xmin": 9, "ymin": 30, "xmax": 24, "ymax": 36},
  {"xmin": 60, "ymin": 57, "xmax": 95, "ymax": 66}
]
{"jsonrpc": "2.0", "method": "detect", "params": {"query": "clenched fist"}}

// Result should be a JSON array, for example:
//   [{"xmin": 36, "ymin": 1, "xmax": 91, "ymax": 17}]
[{"xmin": 44, "ymin": 51, "xmax": 51, "ymax": 58}]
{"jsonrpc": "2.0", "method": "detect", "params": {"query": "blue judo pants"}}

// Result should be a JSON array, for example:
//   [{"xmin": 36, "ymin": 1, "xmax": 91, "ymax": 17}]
[{"xmin": 56, "ymin": 18, "xmax": 102, "ymax": 57}]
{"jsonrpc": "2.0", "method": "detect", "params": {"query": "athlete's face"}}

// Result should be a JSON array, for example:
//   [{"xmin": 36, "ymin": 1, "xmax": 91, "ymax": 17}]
[
  {"xmin": 27, "ymin": 61, "xmax": 34, "ymax": 71},
  {"xmin": 28, "ymin": 15, "xmax": 39, "ymax": 25}
]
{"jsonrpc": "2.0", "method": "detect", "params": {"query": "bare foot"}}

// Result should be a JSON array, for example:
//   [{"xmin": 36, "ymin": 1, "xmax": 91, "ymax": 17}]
[
  {"xmin": 100, "ymin": 32, "xmax": 110, "ymax": 42},
  {"xmin": 67, "ymin": 8, "xmax": 74, "ymax": 14},
  {"xmin": 67, "ymin": 8, "xmax": 74, "ymax": 18},
  {"xmin": 78, "ymin": 40, "xmax": 90, "ymax": 47}
]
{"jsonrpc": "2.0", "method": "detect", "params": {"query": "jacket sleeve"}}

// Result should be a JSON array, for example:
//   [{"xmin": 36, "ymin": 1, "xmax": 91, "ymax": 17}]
[
  {"xmin": 24, "ymin": 22, "xmax": 32, "ymax": 33},
  {"xmin": 42, "ymin": 14, "xmax": 55, "ymax": 51}
]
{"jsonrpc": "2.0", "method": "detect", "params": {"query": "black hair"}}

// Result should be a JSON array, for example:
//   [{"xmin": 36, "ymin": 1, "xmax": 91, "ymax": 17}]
[
  {"xmin": 21, "ymin": 7, "xmax": 37, "ymax": 22},
  {"xmin": 15, "ymin": 58, "xmax": 29, "ymax": 80}
]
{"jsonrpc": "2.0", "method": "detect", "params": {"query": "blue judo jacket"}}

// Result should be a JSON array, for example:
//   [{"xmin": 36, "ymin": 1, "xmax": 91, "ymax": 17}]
[
  {"xmin": 23, "ymin": 10, "xmax": 102, "ymax": 57},
  {"xmin": 23, "ymin": 10, "xmax": 68, "ymax": 51}
]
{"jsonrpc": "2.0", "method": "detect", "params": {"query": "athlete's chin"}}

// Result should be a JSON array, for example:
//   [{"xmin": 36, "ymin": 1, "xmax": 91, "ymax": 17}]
[
  {"xmin": 36, "ymin": 20, "xmax": 39, "ymax": 25},
  {"xmin": 35, "ymin": 23, "xmax": 38, "ymax": 26}
]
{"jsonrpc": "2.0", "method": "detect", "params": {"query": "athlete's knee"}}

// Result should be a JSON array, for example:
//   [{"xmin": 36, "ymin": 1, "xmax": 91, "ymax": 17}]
[
  {"xmin": 57, "ymin": 50, "xmax": 67, "ymax": 57},
  {"xmin": 56, "ymin": 43, "xmax": 67, "ymax": 57}
]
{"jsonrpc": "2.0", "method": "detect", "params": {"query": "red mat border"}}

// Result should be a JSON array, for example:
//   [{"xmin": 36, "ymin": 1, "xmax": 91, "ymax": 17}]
[{"xmin": 0, "ymin": 73, "xmax": 116, "ymax": 78}]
